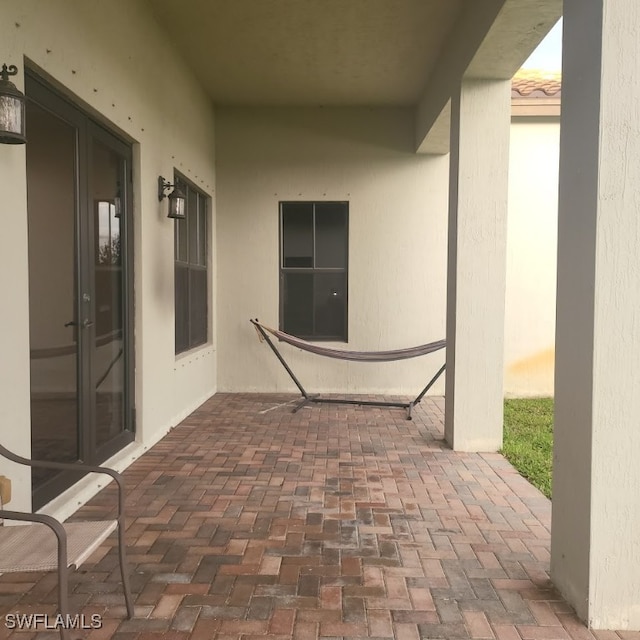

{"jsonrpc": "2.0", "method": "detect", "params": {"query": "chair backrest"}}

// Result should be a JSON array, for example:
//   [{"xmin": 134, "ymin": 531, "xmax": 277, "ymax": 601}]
[{"xmin": 0, "ymin": 443, "xmax": 26, "ymax": 466}]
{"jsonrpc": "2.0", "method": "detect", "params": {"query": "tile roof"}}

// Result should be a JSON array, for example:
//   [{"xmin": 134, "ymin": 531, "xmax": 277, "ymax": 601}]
[{"xmin": 512, "ymin": 70, "xmax": 562, "ymax": 98}]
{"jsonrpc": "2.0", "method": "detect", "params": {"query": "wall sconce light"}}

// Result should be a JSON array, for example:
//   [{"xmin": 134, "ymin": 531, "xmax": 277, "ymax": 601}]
[
  {"xmin": 0, "ymin": 64, "xmax": 27, "ymax": 144},
  {"xmin": 158, "ymin": 176, "xmax": 186, "ymax": 219}
]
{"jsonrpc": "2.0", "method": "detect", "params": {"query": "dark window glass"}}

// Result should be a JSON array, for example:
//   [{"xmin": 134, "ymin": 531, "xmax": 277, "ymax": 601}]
[
  {"xmin": 176, "ymin": 215, "xmax": 188, "ymax": 263},
  {"xmin": 315, "ymin": 203, "xmax": 347, "ymax": 268},
  {"xmin": 280, "ymin": 201, "xmax": 348, "ymax": 341},
  {"xmin": 198, "ymin": 195, "xmax": 207, "ymax": 266},
  {"xmin": 282, "ymin": 203, "xmax": 313, "ymax": 268},
  {"xmin": 175, "ymin": 175, "xmax": 209, "ymax": 354},
  {"xmin": 283, "ymin": 272, "xmax": 314, "ymax": 336},
  {"xmin": 187, "ymin": 186, "xmax": 198, "ymax": 266},
  {"xmin": 189, "ymin": 268, "xmax": 208, "ymax": 345},
  {"xmin": 175, "ymin": 264, "xmax": 190, "ymax": 354},
  {"xmin": 313, "ymin": 272, "xmax": 346, "ymax": 338}
]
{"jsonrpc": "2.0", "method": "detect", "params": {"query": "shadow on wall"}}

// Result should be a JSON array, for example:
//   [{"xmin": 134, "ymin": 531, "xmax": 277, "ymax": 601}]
[{"xmin": 217, "ymin": 107, "xmax": 420, "ymax": 156}]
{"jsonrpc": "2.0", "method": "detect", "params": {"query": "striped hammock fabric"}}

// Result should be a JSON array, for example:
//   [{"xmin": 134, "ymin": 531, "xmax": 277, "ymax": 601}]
[{"xmin": 252, "ymin": 320, "xmax": 446, "ymax": 362}]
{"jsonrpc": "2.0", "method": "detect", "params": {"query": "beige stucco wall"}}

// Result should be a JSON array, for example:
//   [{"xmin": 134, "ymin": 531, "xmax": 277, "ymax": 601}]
[
  {"xmin": 216, "ymin": 107, "xmax": 559, "ymax": 399},
  {"xmin": 216, "ymin": 108, "xmax": 449, "ymax": 396},
  {"xmin": 504, "ymin": 117, "xmax": 559, "ymax": 397},
  {"xmin": 0, "ymin": 0, "xmax": 217, "ymax": 511}
]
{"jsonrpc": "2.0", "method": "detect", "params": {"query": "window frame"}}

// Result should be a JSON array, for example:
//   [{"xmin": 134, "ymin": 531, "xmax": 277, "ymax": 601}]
[
  {"xmin": 279, "ymin": 200, "xmax": 349, "ymax": 342},
  {"xmin": 174, "ymin": 172, "xmax": 210, "ymax": 355}
]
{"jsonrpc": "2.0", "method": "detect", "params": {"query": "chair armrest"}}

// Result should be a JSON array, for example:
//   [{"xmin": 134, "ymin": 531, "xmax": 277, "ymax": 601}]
[
  {"xmin": 0, "ymin": 444, "xmax": 126, "ymax": 519},
  {"xmin": 0, "ymin": 509, "xmax": 67, "ymax": 534}
]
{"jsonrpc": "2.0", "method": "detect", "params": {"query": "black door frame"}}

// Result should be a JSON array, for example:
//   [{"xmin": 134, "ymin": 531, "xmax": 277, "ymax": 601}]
[{"xmin": 26, "ymin": 72, "xmax": 135, "ymax": 509}]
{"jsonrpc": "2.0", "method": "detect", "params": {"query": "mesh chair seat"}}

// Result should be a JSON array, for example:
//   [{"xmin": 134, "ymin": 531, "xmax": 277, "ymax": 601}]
[{"xmin": 0, "ymin": 520, "xmax": 117, "ymax": 573}]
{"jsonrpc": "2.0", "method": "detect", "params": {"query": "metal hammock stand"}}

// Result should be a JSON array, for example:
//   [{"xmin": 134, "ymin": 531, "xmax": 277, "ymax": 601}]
[{"xmin": 251, "ymin": 318, "xmax": 446, "ymax": 419}]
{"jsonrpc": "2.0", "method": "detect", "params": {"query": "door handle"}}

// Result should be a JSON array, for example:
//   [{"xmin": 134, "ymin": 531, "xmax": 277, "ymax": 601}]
[{"xmin": 65, "ymin": 319, "xmax": 93, "ymax": 328}]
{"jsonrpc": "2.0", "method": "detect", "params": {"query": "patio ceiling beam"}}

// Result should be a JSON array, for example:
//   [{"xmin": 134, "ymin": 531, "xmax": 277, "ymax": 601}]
[{"xmin": 416, "ymin": 0, "xmax": 562, "ymax": 154}]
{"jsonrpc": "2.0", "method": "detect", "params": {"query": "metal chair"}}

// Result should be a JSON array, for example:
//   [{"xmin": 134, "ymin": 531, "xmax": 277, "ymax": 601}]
[{"xmin": 0, "ymin": 443, "xmax": 133, "ymax": 639}]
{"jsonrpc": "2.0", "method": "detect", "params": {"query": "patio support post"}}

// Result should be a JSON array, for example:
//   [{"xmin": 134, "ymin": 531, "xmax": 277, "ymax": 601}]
[
  {"xmin": 444, "ymin": 78, "xmax": 510, "ymax": 452},
  {"xmin": 551, "ymin": 0, "xmax": 640, "ymax": 629}
]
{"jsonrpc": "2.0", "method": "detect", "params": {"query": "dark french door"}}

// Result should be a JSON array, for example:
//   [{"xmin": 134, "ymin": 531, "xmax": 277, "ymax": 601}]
[{"xmin": 26, "ymin": 74, "xmax": 135, "ymax": 509}]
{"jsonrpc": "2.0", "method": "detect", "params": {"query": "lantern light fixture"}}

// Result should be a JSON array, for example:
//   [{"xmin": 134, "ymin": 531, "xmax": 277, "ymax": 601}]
[
  {"xmin": 0, "ymin": 63, "xmax": 27, "ymax": 145},
  {"xmin": 158, "ymin": 176, "xmax": 186, "ymax": 219}
]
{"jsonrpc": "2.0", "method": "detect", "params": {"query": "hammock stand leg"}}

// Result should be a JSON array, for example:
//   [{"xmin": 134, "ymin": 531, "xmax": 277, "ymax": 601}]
[
  {"xmin": 292, "ymin": 396, "xmax": 318, "ymax": 414},
  {"xmin": 305, "ymin": 363, "xmax": 446, "ymax": 420},
  {"xmin": 406, "ymin": 362, "xmax": 446, "ymax": 420},
  {"xmin": 253, "ymin": 320, "xmax": 311, "ymax": 402},
  {"xmin": 306, "ymin": 396, "xmax": 414, "ymax": 416}
]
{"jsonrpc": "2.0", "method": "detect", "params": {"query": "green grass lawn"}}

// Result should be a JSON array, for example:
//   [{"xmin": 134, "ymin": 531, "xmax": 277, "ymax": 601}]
[{"xmin": 501, "ymin": 397, "xmax": 554, "ymax": 499}]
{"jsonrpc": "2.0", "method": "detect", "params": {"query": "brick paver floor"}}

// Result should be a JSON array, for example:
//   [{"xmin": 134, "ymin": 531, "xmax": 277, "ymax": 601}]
[{"xmin": 1, "ymin": 393, "xmax": 636, "ymax": 640}]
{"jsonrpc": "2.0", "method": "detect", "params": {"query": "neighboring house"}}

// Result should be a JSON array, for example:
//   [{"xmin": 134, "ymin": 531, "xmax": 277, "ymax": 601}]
[{"xmin": 505, "ymin": 71, "xmax": 561, "ymax": 396}]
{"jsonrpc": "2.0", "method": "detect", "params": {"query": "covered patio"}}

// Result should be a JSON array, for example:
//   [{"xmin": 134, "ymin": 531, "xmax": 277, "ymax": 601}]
[
  {"xmin": 1, "ymin": 394, "xmax": 624, "ymax": 640},
  {"xmin": 2, "ymin": 0, "xmax": 640, "ymax": 632}
]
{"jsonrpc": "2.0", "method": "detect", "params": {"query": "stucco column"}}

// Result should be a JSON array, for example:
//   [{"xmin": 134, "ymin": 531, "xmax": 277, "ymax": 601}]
[
  {"xmin": 551, "ymin": 0, "xmax": 640, "ymax": 630},
  {"xmin": 444, "ymin": 79, "xmax": 510, "ymax": 452}
]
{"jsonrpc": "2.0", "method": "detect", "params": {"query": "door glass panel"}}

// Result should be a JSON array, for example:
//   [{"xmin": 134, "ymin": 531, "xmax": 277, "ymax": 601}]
[
  {"xmin": 27, "ymin": 100, "xmax": 80, "ymax": 489},
  {"xmin": 91, "ymin": 139, "xmax": 125, "ymax": 449}
]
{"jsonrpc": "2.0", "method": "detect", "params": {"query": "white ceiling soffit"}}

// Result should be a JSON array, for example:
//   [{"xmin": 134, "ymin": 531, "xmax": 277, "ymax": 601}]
[
  {"xmin": 147, "ymin": 0, "xmax": 463, "ymax": 106},
  {"xmin": 147, "ymin": 0, "xmax": 561, "ymax": 154}
]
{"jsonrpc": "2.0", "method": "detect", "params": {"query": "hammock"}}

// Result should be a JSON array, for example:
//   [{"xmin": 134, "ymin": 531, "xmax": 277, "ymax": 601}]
[
  {"xmin": 252, "ymin": 321, "xmax": 446, "ymax": 362},
  {"xmin": 250, "ymin": 319, "xmax": 446, "ymax": 419}
]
